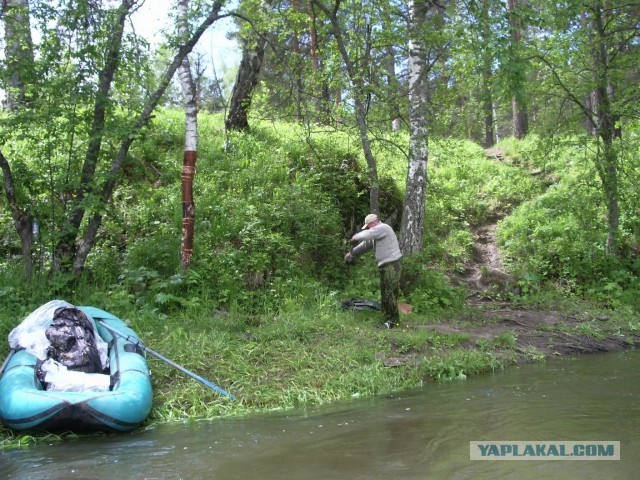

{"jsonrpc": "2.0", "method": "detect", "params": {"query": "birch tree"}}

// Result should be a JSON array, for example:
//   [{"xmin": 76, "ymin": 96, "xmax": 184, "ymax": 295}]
[
  {"xmin": 399, "ymin": 0, "xmax": 430, "ymax": 255},
  {"xmin": 177, "ymin": 0, "xmax": 198, "ymax": 270},
  {"xmin": 71, "ymin": 0, "xmax": 227, "ymax": 276}
]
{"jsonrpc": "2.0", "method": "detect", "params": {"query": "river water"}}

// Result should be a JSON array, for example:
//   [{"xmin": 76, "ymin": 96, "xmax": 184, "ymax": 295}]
[{"xmin": 2, "ymin": 350, "xmax": 638, "ymax": 479}]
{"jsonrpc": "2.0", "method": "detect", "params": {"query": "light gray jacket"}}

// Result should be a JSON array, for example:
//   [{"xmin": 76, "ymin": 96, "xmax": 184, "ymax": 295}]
[{"xmin": 351, "ymin": 223, "xmax": 402, "ymax": 267}]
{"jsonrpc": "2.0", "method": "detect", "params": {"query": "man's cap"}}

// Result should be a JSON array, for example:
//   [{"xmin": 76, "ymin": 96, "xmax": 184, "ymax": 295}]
[{"xmin": 362, "ymin": 213, "xmax": 378, "ymax": 229}]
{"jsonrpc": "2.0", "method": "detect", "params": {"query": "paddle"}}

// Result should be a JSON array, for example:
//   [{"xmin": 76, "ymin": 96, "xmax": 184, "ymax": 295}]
[
  {"xmin": 97, "ymin": 320, "xmax": 236, "ymax": 400},
  {"xmin": 0, "ymin": 348, "xmax": 16, "ymax": 380}
]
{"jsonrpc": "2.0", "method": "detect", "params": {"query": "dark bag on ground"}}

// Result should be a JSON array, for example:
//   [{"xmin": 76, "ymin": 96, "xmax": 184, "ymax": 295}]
[
  {"xmin": 340, "ymin": 298, "xmax": 381, "ymax": 311},
  {"xmin": 44, "ymin": 306, "xmax": 103, "ymax": 374}
]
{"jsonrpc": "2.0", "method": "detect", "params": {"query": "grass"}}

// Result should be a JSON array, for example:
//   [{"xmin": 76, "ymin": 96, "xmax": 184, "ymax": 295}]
[
  {"xmin": 1, "ymin": 277, "xmax": 638, "ymax": 447},
  {"xmin": 0, "ymin": 296, "xmax": 507, "ymax": 448}
]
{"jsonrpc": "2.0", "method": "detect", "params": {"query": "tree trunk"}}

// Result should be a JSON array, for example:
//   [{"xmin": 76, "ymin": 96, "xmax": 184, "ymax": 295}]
[
  {"xmin": 591, "ymin": 2, "xmax": 620, "ymax": 255},
  {"xmin": 507, "ymin": 0, "xmax": 528, "ymax": 139},
  {"xmin": 400, "ymin": 0, "xmax": 429, "ymax": 255},
  {"xmin": 308, "ymin": 2, "xmax": 331, "ymax": 123},
  {"xmin": 2, "ymin": 0, "xmax": 35, "ymax": 110},
  {"xmin": 600, "ymin": 139, "xmax": 619, "ymax": 256},
  {"xmin": 492, "ymin": 102, "xmax": 500, "ymax": 142},
  {"xmin": 585, "ymin": 91, "xmax": 597, "ymax": 135},
  {"xmin": 356, "ymin": 106, "xmax": 380, "ymax": 215},
  {"xmin": 581, "ymin": 10, "xmax": 597, "ymax": 136},
  {"xmin": 2, "ymin": 0, "xmax": 35, "ymax": 277},
  {"xmin": 225, "ymin": 36, "xmax": 267, "ymax": 131},
  {"xmin": 178, "ymin": 0, "xmax": 197, "ymax": 271},
  {"xmin": 0, "ymin": 149, "xmax": 33, "ymax": 278},
  {"xmin": 483, "ymin": 95, "xmax": 494, "ymax": 147},
  {"xmin": 480, "ymin": 1, "xmax": 495, "ymax": 147},
  {"xmin": 512, "ymin": 98, "xmax": 528, "ymax": 139}
]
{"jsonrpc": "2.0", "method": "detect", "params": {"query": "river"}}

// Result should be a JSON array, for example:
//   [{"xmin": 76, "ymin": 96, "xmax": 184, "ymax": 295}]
[{"xmin": 2, "ymin": 350, "xmax": 638, "ymax": 479}]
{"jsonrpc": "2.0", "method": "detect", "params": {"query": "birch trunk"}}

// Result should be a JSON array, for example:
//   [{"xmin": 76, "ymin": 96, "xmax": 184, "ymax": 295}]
[
  {"xmin": 386, "ymin": 46, "xmax": 402, "ymax": 132},
  {"xmin": 178, "ymin": 0, "xmax": 198, "ymax": 270},
  {"xmin": 400, "ymin": 0, "xmax": 429, "ymax": 255}
]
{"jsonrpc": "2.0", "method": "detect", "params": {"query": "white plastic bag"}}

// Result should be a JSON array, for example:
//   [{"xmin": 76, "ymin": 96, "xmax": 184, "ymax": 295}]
[
  {"xmin": 39, "ymin": 358, "xmax": 111, "ymax": 392},
  {"xmin": 8, "ymin": 300, "xmax": 109, "ymax": 369}
]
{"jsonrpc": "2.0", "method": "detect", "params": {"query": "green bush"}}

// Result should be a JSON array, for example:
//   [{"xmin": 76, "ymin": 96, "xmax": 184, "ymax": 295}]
[
  {"xmin": 495, "ymin": 134, "xmax": 640, "ymax": 308},
  {"xmin": 400, "ymin": 252, "xmax": 466, "ymax": 313}
]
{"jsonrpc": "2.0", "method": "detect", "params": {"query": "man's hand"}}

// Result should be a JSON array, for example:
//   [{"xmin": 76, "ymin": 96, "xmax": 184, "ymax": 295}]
[{"xmin": 344, "ymin": 252, "xmax": 355, "ymax": 264}]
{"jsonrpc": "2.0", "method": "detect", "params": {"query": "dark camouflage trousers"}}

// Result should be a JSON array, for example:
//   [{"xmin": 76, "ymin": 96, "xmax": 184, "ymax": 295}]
[{"xmin": 379, "ymin": 259, "xmax": 401, "ymax": 325}]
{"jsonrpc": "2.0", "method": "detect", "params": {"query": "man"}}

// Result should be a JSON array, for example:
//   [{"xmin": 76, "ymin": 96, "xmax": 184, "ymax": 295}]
[{"xmin": 344, "ymin": 213, "xmax": 402, "ymax": 328}]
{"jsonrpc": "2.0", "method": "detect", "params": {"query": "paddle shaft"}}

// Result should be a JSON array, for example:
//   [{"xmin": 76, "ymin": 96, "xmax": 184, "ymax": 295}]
[{"xmin": 97, "ymin": 320, "xmax": 235, "ymax": 400}]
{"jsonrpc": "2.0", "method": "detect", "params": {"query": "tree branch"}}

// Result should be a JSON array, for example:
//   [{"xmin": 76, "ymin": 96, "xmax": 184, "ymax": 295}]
[{"xmin": 533, "ymin": 53, "xmax": 596, "ymax": 127}]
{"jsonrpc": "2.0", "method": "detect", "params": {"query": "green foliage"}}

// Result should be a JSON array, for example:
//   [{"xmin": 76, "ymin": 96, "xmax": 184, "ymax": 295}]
[
  {"xmin": 493, "ymin": 331, "xmax": 518, "ymax": 349},
  {"xmin": 392, "ymin": 328, "xmax": 471, "ymax": 354},
  {"xmin": 3, "ymin": 0, "xmax": 640, "ymax": 445},
  {"xmin": 77, "ymin": 117, "xmax": 386, "ymax": 312},
  {"xmin": 496, "ymin": 134, "xmax": 640, "ymax": 309},
  {"xmin": 428, "ymin": 138, "xmax": 541, "ymax": 234},
  {"xmin": 4, "ymin": 111, "xmax": 640, "ymax": 316},
  {"xmin": 400, "ymin": 252, "xmax": 466, "ymax": 313}
]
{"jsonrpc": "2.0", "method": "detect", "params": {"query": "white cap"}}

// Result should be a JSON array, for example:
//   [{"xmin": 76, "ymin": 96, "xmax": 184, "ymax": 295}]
[{"xmin": 361, "ymin": 214, "xmax": 378, "ymax": 229}]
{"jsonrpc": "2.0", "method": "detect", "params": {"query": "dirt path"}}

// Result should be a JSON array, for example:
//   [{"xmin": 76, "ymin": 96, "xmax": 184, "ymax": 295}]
[
  {"xmin": 418, "ymin": 148, "xmax": 640, "ymax": 361},
  {"xmin": 454, "ymin": 220, "xmax": 514, "ymax": 302}
]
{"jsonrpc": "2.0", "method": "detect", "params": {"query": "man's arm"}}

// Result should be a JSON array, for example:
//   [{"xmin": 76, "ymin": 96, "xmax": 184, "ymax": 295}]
[{"xmin": 350, "ymin": 239, "xmax": 374, "ymax": 257}]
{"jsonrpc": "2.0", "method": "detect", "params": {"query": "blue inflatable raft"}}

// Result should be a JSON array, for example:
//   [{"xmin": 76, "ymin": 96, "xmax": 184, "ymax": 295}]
[{"xmin": 0, "ymin": 306, "xmax": 153, "ymax": 432}]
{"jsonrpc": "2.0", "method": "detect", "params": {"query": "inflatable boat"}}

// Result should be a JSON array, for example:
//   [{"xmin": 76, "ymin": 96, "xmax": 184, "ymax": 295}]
[{"xmin": 0, "ymin": 305, "xmax": 153, "ymax": 432}]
